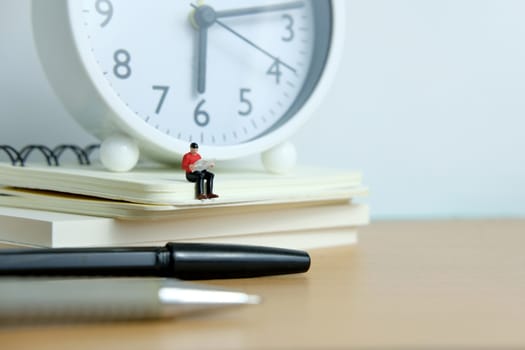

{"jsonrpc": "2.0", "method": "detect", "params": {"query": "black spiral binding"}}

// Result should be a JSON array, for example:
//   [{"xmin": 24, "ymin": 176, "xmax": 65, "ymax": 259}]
[{"xmin": 0, "ymin": 144, "xmax": 100, "ymax": 166}]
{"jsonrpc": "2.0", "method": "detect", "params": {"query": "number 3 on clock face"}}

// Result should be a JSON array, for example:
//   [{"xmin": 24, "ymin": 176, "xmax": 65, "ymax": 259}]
[{"xmin": 32, "ymin": 0, "xmax": 343, "ymax": 171}]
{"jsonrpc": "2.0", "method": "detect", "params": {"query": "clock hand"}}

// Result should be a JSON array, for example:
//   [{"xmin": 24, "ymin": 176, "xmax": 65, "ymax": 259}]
[
  {"xmin": 191, "ymin": 5, "xmax": 216, "ymax": 94},
  {"xmin": 190, "ymin": 4, "xmax": 296, "ymax": 74},
  {"xmin": 214, "ymin": 18, "xmax": 296, "ymax": 73},
  {"xmin": 215, "ymin": 1, "xmax": 305, "ymax": 18},
  {"xmin": 197, "ymin": 28, "xmax": 207, "ymax": 94}
]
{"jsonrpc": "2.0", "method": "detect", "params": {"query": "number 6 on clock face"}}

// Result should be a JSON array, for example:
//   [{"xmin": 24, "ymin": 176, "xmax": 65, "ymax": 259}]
[{"xmin": 32, "ymin": 0, "xmax": 344, "ymax": 170}]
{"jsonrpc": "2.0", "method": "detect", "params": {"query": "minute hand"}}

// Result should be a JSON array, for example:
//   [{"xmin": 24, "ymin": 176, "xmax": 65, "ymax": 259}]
[
  {"xmin": 215, "ymin": 19, "xmax": 296, "ymax": 73},
  {"xmin": 215, "ymin": 1, "xmax": 305, "ymax": 18}
]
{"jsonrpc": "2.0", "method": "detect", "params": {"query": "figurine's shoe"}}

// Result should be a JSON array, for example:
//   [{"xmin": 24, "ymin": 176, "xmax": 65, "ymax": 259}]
[
  {"xmin": 207, "ymin": 193, "xmax": 219, "ymax": 199},
  {"xmin": 196, "ymin": 194, "xmax": 207, "ymax": 200}
]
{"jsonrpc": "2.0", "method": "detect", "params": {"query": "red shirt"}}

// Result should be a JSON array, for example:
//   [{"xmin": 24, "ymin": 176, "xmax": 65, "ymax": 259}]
[{"xmin": 181, "ymin": 152, "xmax": 201, "ymax": 173}]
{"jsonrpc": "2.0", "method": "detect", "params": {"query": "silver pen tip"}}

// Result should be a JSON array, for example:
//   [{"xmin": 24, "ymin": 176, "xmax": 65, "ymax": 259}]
[
  {"xmin": 159, "ymin": 282, "xmax": 262, "ymax": 306},
  {"xmin": 157, "ymin": 283, "xmax": 261, "ymax": 317}
]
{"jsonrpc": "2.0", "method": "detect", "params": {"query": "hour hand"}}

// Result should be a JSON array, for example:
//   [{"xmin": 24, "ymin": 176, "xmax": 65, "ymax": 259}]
[
  {"xmin": 196, "ymin": 26, "xmax": 208, "ymax": 94},
  {"xmin": 191, "ymin": 5, "xmax": 217, "ymax": 94}
]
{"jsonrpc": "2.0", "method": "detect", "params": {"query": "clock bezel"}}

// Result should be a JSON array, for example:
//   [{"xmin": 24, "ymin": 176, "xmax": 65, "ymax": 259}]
[{"xmin": 32, "ymin": 0, "xmax": 345, "ymax": 162}]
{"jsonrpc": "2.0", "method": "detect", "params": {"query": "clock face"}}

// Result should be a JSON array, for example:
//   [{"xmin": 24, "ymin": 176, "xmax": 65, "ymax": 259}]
[{"xmin": 69, "ymin": 0, "xmax": 332, "ymax": 152}]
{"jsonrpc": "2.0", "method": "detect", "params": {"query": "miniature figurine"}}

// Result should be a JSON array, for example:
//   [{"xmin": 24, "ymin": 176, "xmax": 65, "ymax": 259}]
[{"xmin": 181, "ymin": 142, "xmax": 219, "ymax": 200}]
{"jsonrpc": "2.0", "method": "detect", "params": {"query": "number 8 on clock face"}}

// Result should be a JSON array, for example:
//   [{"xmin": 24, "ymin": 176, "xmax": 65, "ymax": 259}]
[{"xmin": 32, "ymin": 0, "xmax": 344, "ymax": 172}]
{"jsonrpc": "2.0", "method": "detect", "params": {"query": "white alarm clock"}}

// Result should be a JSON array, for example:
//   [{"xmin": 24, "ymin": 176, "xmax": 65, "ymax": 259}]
[{"xmin": 32, "ymin": 0, "xmax": 345, "ymax": 172}]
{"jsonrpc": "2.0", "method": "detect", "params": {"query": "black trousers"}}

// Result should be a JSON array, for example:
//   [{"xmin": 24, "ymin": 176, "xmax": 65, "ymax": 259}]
[{"xmin": 185, "ymin": 170, "xmax": 214, "ymax": 196}]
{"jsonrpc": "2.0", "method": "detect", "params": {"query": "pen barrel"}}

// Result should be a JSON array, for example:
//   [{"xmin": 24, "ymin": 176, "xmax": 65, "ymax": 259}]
[
  {"xmin": 0, "ymin": 278, "xmax": 166, "ymax": 322},
  {"xmin": 0, "ymin": 247, "xmax": 170, "ymax": 276}
]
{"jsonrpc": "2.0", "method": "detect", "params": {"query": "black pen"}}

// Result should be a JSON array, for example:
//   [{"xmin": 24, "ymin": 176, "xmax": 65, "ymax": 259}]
[{"xmin": 0, "ymin": 242, "xmax": 310, "ymax": 279}]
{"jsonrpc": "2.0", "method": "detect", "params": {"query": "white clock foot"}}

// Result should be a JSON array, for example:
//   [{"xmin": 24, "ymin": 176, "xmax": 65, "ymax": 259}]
[
  {"xmin": 99, "ymin": 134, "xmax": 139, "ymax": 172},
  {"xmin": 261, "ymin": 142, "xmax": 297, "ymax": 174}
]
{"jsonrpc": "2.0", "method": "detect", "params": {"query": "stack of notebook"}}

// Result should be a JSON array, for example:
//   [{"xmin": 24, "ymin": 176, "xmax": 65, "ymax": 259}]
[{"xmin": 0, "ymin": 161, "xmax": 369, "ymax": 250}]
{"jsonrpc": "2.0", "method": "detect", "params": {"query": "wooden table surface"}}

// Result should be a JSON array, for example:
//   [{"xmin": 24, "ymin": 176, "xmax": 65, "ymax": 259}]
[{"xmin": 1, "ymin": 219, "xmax": 525, "ymax": 349}]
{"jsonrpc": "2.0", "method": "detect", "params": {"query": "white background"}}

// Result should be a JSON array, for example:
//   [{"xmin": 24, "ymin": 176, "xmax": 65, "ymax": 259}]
[{"xmin": 1, "ymin": 0, "xmax": 524, "ymax": 219}]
